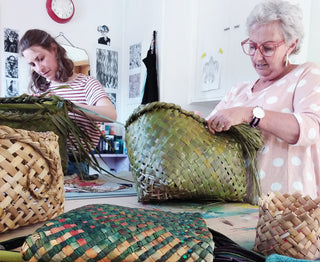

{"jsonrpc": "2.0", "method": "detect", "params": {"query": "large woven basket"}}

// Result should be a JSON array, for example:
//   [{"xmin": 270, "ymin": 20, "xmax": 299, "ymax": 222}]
[
  {"xmin": 0, "ymin": 125, "xmax": 64, "ymax": 233},
  {"xmin": 125, "ymin": 102, "xmax": 264, "ymax": 204},
  {"xmin": 254, "ymin": 191, "xmax": 320, "ymax": 260}
]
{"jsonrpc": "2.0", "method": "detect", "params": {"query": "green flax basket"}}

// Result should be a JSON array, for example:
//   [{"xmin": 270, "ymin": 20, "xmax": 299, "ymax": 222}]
[
  {"xmin": 125, "ymin": 102, "xmax": 264, "ymax": 204},
  {"xmin": 0, "ymin": 95, "xmax": 69, "ymax": 174},
  {"xmin": 0, "ymin": 94, "xmax": 104, "ymax": 176}
]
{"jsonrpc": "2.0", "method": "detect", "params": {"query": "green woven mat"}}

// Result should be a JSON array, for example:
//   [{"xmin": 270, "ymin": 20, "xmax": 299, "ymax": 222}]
[
  {"xmin": 125, "ymin": 102, "xmax": 264, "ymax": 204},
  {"xmin": 21, "ymin": 204, "xmax": 214, "ymax": 261}
]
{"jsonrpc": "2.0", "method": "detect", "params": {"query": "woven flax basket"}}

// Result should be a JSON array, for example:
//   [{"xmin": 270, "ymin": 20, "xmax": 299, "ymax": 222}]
[
  {"xmin": 0, "ymin": 125, "xmax": 64, "ymax": 233},
  {"xmin": 254, "ymin": 191, "xmax": 320, "ymax": 260},
  {"xmin": 125, "ymin": 102, "xmax": 264, "ymax": 204},
  {"xmin": 0, "ymin": 94, "xmax": 69, "ymax": 175}
]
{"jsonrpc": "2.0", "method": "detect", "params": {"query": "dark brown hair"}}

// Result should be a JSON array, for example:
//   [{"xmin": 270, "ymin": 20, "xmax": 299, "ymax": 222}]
[{"xmin": 18, "ymin": 29, "xmax": 74, "ymax": 93}]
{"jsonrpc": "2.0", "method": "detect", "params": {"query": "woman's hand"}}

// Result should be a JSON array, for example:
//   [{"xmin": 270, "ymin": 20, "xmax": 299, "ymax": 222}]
[
  {"xmin": 207, "ymin": 106, "xmax": 300, "ymax": 144},
  {"xmin": 207, "ymin": 107, "xmax": 252, "ymax": 134}
]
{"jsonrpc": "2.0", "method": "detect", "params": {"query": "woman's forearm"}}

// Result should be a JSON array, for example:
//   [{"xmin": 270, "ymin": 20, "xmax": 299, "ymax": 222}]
[{"xmin": 72, "ymin": 98, "xmax": 117, "ymax": 122}]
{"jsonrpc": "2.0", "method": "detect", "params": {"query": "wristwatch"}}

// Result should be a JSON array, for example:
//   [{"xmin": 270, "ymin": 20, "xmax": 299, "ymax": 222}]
[{"xmin": 250, "ymin": 106, "xmax": 265, "ymax": 128}]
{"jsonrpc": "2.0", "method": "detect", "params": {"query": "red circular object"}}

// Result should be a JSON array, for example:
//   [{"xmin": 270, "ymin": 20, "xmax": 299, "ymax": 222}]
[{"xmin": 46, "ymin": 0, "xmax": 75, "ymax": 24}]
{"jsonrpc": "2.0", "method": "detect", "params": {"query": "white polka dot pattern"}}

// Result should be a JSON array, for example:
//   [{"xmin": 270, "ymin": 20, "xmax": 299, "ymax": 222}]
[
  {"xmin": 273, "ymin": 158, "xmax": 284, "ymax": 167},
  {"xmin": 209, "ymin": 62, "xmax": 320, "ymax": 198}
]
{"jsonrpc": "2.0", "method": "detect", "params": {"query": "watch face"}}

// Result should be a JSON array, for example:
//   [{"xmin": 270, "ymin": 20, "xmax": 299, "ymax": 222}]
[
  {"xmin": 253, "ymin": 107, "xmax": 265, "ymax": 118},
  {"xmin": 51, "ymin": 0, "xmax": 74, "ymax": 19}
]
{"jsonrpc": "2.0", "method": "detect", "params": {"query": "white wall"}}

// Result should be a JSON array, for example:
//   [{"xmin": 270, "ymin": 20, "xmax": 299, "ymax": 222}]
[
  {"xmin": 121, "ymin": 0, "xmax": 164, "ymax": 123},
  {"xmin": 0, "ymin": 0, "xmax": 319, "ymax": 123},
  {"xmin": 0, "ymin": 0, "xmax": 125, "ymax": 115},
  {"xmin": 307, "ymin": 0, "xmax": 320, "ymax": 65}
]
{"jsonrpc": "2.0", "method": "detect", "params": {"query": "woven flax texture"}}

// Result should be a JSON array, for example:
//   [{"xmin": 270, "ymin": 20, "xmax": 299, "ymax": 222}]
[
  {"xmin": 125, "ymin": 102, "xmax": 263, "ymax": 204},
  {"xmin": 254, "ymin": 191, "xmax": 320, "ymax": 260},
  {"xmin": 0, "ymin": 125, "xmax": 64, "ymax": 233},
  {"xmin": 0, "ymin": 95, "xmax": 69, "ymax": 174},
  {"xmin": 21, "ymin": 204, "xmax": 215, "ymax": 262}
]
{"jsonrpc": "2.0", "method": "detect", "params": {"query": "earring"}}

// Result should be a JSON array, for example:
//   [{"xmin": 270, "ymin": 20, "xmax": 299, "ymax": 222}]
[{"xmin": 285, "ymin": 53, "xmax": 289, "ymax": 67}]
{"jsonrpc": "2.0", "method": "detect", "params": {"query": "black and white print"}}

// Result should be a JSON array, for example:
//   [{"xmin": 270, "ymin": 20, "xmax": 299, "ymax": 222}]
[
  {"xmin": 4, "ymin": 28, "xmax": 19, "ymax": 53},
  {"xmin": 129, "ymin": 73, "xmax": 141, "ymax": 98},
  {"xmin": 129, "ymin": 43, "xmax": 141, "ymax": 70},
  {"xmin": 6, "ymin": 79, "xmax": 19, "ymax": 97},
  {"xmin": 5, "ymin": 54, "xmax": 18, "ymax": 79},
  {"xmin": 96, "ymin": 48, "xmax": 118, "ymax": 89}
]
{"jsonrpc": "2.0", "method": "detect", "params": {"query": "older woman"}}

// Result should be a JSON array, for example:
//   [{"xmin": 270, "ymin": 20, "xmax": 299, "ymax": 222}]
[{"xmin": 206, "ymin": 0, "xmax": 320, "ymax": 198}]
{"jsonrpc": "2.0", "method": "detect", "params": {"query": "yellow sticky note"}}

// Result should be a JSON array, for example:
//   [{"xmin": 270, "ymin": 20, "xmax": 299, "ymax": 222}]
[
  {"xmin": 219, "ymin": 48, "xmax": 223, "ymax": 54},
  {"xmin": 201, "ymin": 52, "xmax": 207, "ymax": 59}
]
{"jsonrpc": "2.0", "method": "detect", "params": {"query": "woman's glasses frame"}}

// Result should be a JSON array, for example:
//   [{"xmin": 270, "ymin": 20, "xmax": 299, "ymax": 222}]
[{"xmin": 241, "ymin": 38, "xmax": 285, "ymax": 57}]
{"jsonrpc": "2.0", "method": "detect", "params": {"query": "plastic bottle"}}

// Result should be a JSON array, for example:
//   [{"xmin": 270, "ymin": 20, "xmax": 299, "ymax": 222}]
[
  {"xmin": 105, "ymin": 125, "xmax": 110, "ymax": 135},
  {"xmin": 115, "ymin": 136, "xmax": 123, "ymax": 154}
]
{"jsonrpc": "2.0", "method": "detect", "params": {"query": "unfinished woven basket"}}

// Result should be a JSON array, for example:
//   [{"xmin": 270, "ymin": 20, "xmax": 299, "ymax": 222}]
[
  {"xmin": 125, "ymin": 102, "xmax": 264, "ymax": 204},
  {"xmin": 254, "ymin": 191, "xmax": 320, "ymax": 260},
  {"xmin": 0, "ymin": 94, "xmax": 113, "ymax": 178},
  {"xmin": 0, "ymin": 95, "xmax": 69, "ymax": 175},
  {"xmin": 0, "ymin": 125, "xmax": 64, "ymax": 233}
]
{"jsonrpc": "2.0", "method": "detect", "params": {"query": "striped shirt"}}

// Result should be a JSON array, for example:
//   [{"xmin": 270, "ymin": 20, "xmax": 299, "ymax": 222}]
[{"xmin": 37, "ymin": 73, "xmax": 108, "ymax": 151}]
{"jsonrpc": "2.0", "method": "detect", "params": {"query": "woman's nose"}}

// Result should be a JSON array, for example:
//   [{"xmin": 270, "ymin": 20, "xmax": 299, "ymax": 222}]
[
  {"xmin": 37, "ymin": 63, "xmax": 46, "ymax": 73},
  {"xmin": 252, "ymin": 48, "xmax": 264, "ymax": 60}
]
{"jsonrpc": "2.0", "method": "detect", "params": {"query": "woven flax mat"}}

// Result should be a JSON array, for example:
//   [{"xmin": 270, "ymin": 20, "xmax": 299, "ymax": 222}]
[{"xmin": 21, "ymin": 204, "xmax": 215, "ymax": 261}]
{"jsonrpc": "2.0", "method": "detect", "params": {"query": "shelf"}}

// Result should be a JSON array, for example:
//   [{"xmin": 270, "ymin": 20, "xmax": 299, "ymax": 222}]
[
  {"xmin": 94, "ymin": 153, "xmax": 128, "ymax": 158},
  {"xmin": 91, "ymin": 153, "xmax": 130, "ymax": 173}
]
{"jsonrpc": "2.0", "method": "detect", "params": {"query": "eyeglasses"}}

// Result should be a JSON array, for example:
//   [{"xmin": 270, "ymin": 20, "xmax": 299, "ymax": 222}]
[{"xmin": 241, "ymin": 38, "xmax": 285, "ymax": 57}]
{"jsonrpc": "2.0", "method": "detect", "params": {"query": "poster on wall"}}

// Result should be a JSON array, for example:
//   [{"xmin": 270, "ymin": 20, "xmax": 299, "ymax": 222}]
[
  {"xmin": 4, "ymin": 28, "xmax": 19, "ymax": 53},
  {"xmin": 96, "ymin": 48, "xmax": 118, "ymax": 90},
  {"xmin": 201, "ymin": 53, "xmax": 221, "ymax": 92},
  {"xmin": 5, "ymin": 79, "xmax": 19, "ymax": 97},
  {"xmin": 107, "ymin": 92, "xmax": 117, "ymax": 109},
  {"xmin": 5, "ymin": 53, "xmax": 19, "ymax": 79},
  {"xmin": 129, "ymin": 73, "xmax": 141, "ymax": 99},
  {"xmin": 129, "ymin": 43, "xmax": 141, "ymax": 70},
  {"xmin": 128, "ymin": 43, "xmax": 142, "ymax": 103},
  {"xmin": 2, "ymin": 28, "xmax": 20, "ymax": 97}
]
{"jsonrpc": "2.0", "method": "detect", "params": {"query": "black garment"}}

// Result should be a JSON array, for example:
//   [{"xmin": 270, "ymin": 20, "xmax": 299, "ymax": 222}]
[{"xmin": 141, "ymin": 48, "xmax": 159, "ymax": 104}]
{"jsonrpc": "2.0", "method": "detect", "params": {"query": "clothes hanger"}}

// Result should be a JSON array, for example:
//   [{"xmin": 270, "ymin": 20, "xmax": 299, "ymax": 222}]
[
  {"xmin": 151, "ymin": 30, "xmax": 156, "ymax": 54},
  {"xmin": 55, "ymin": 32, "xmax": 75, "ymax": 47}
]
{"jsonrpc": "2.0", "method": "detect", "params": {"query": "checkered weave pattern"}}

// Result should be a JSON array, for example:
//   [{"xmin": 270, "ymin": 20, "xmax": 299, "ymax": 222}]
[
  {"xmin": 21, "ymin": 204, "xmax": 214, "ymax": 261},
  {"xmin": 125, "ymin": 102, "xmax": 263, "ymax": 204},
  {"xmin": 254, "ymin": 191, "xmax": 320, "ymax": 260},
  {"xmin": 0, "ymin": 125, "xmax": 64, "ymax": 233}
]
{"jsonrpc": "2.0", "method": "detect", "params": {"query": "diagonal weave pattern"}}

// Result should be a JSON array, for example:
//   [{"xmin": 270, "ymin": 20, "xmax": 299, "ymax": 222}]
[
  {"xmin": 254, "ymin": 191, "xmax": 320, "ymax": 260},
  {"xmin": 125, "ymin": 102, "xmax": 263, "ymax": 204},
  {"xmin": 0, "ymin": 125, "xmax": 64, "ymax": 233},
  {"xmin": 21, "ymin": 204, "xmax": 215, "ymax": 262}
]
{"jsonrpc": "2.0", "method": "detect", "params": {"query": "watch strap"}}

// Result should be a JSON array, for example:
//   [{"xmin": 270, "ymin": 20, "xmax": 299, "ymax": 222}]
[{"xmin": 250, "ymin": 117, "xmax": 260, "ymax": 128}]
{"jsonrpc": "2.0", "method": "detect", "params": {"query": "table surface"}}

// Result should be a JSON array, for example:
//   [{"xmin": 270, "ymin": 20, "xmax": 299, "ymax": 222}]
[{"xmin": 0, "ymin": 196, "xmax": 259, "ymax": 250}]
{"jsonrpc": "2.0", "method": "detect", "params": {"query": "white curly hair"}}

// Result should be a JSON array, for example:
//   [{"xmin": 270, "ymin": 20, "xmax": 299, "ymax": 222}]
[{"xmin": 246, "ymin": 0, "xmax": 304, "ymax": 55}]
